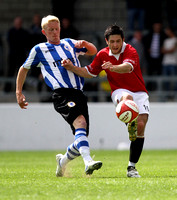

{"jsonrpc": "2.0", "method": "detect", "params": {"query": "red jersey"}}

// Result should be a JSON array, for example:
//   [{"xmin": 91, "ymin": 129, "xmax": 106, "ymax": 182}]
[{"xmin": 86, "ymin": 42, "xmax": 148, "ymax": 93}]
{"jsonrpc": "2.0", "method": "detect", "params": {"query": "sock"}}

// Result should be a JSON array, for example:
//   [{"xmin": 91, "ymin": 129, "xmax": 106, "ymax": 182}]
[
  {"xmin": 128, "ymin": 161, "xmax": 135, "ymax": 167},
  {"xmin": 74, "ymin": 128, "xmax": 92, "ymax": 165},
  {"xmin": 129, "ymin": 137, "xmax": 145, "ymax": 165},
  {"xmin": 60, "ymin": 142, "xmax": 80, "ymax": 168}
]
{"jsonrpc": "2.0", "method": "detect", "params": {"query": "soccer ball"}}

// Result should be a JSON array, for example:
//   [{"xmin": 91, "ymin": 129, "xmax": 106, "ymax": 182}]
[{"xmin": 116, "ymin": 100, "xmax": 139, "ymax": 123}]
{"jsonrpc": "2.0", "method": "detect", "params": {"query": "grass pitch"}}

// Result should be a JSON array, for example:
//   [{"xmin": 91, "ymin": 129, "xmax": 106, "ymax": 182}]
[{"xmin": 0, "ymin": 150, "xmax": 177, "ymax": 200}]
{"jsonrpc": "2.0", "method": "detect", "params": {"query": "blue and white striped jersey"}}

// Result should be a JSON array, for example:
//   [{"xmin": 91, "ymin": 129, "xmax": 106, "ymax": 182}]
[{"xmin": 23, "ymin": 38, "xmax": 87, "ymax": 90}]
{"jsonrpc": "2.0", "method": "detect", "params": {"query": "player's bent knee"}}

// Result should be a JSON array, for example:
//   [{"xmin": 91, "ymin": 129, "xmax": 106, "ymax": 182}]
[
  {"xmin": 121, "ymin": 94, "xmax": 133, "ymax": 101},
  {"xmin": 73, "ymin": 115, "xmax": 87, "ymax": 129}
]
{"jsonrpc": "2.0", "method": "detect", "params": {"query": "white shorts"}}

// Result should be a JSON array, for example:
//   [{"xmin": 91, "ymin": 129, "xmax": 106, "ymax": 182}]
[{"xmin": 111, "ymin": 89, "xmax": 150, "ymax": 115}]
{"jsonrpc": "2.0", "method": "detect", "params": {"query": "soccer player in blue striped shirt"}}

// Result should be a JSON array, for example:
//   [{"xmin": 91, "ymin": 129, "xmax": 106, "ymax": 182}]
[{"xmin": 16, "ymin": 15, "xmax": 102, "ymax": 177}]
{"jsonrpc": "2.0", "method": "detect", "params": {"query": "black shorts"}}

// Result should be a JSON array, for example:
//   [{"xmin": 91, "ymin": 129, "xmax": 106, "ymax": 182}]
[{"xmin": 52, "ymin": 88, "xmax": 89, "ymax": 135}]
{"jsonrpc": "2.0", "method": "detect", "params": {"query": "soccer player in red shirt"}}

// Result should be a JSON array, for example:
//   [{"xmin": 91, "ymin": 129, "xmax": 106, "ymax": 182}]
[{"xmin": 62, "ymin": 25, "xmax": 149, "ymax": 178}]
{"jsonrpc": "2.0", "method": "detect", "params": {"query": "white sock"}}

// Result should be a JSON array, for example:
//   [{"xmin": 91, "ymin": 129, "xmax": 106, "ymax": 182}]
[
  {"xmin": 128, "ymin": 161, "xmax": 135, "ymax": 167},
  {"xmin": 79, "ymin": 147, "xmax": 92, "ymax": 165},
  {"xmin": 74, "ymin": 128, "xmax": 92, "ymax": 166}
]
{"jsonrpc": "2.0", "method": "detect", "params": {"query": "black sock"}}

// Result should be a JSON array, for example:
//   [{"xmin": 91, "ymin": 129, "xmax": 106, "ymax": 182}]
[{"xmin": 129, "ymin": 138, "xmax": 144, "ymax": 163}]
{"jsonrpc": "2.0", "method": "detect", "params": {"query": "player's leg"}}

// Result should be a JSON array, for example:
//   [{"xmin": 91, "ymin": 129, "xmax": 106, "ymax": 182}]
[
  {"xmin": 53, "ymin": 89, "xmax": 82, "ymax": 177},
  {"xmin": 73, "ymin": 115, "xmax": 92, "ymax": 165},
  {"xmin": 112, "ymin": 89, "xmax": 149, "ymax": 177},
  {"xmin": 54, "ymin": 89, "xmax": 102, "ymax": 176},
  {"xmin": 127, "ymin": 114, "xmax": 148, "ymax": 178},
  {"xmin": 127, "ymin": 91, "xmax": 149, "ymax": 177},
  {"xmin": 73, "ymin": 115, "xmax": 102, "ymax": 175},
  {"xmin": 57, "ymin": 115, "xmax": 102, "ymax": 176},
  {"xmin": 56, "ymin": 115, "xmax": 91, "ymax": 177}
]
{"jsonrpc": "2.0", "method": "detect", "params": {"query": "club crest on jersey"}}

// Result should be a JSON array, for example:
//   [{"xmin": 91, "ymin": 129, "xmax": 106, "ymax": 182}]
[
  {"xmin": 64, "ymin": 45, "xmax": 71, "ymax": 51},
  {"xmin": 67, "ymin": 101, "xmax": 76, "ymax": 107}
]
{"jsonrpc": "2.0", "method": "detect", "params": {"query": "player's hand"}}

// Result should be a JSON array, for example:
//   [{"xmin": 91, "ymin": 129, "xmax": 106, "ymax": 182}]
[
  {"xmin": 61, "ymin": 59, "xmax": 74, "ymax": 70},
  {"xmin": 74, "ymin": 40, "xmax": 86, "ymax": 48},
  {"xmin": 16, "ymin": 92, "xmax": 28, "ymax": 109},
  {"xmin": 101, "ymin": 61, "xmax": 114, "ymax": 71}
]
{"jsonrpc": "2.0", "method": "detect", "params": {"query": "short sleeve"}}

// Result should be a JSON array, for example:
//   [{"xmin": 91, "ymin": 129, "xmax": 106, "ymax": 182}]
[
  {"xmin": 23, "ymin": 46, "xmax": 40, "ymax": 69},
  {"xmin": 85, "ymin": 52, "xmax": 103, "ymax": 76},
  {"xmin": 122, "ymin": 46, "xmax": 139, "ymax": 72},
  {"xmin": 68, "ymin": 38, "xmax": 87, "ymax": 55}
]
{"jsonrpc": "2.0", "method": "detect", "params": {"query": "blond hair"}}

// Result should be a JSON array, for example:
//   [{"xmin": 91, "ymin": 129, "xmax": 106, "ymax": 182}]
[{"xmin": 41, "ymin": 15, "xmax": 60, "ymax": 30}]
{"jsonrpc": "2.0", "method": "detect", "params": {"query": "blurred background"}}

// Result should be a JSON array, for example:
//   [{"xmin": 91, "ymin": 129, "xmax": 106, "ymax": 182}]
[{"xmin": 0, "ymin": 0, "xmax": 177, "ymax": 103}]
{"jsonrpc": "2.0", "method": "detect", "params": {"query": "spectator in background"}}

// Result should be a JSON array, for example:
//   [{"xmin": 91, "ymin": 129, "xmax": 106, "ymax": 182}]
[
  {"xmin": 161, "ymin": 27, "xmax": 177, "ymax": 91},
  {"xmin": 60, "ymin": 18, "xmax": 79, "ymax": 39},
  {"xmin": 29, "ymin": 14, "xmax": 46, "ymax": 93},
  {"xmin": 29, "ymin": 14, "xmax": 46, "ymax": 47},
  {"xmin": 126, "ymin": 0, "xmax": 145, "ymax": 31},
  {"xmin": 143, "ymin": 22, "xmax": 166, "ymax": 76},
  {"xmin": 128, "ymin": 30, "xmax": 148, "ymax": 75},
  {"xmin": 4, "ymin": 16, "xmax": 30, "ymax": 92}
]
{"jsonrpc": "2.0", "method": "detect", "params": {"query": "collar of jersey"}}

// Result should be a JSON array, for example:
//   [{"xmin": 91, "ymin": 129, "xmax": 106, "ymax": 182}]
[
  {"xmin": 46, "ymin": 42, "xmax": 64, "ymax": 47},
  {"xmin": 109, "ymin": 42, "xmax": 127, "ymax": 60}
]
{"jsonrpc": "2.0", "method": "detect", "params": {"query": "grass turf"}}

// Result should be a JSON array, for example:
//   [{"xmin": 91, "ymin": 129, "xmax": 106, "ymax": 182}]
[{"xmin": 0, "ymin": 150, "xmax": 177, "ymax": 200}]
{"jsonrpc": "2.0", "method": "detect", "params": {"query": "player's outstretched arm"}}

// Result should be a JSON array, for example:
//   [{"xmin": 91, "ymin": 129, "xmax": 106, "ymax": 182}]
[
  {"xmin": 16, "ymin": 67, "xmax": 29, "ymax": 109},
  {"xmin": 62, "ymin": 59, "xmax": 93, "ymax": 78},
  {"xmin": 75, "ymin": 40, "xmax": 97, "ymax": 56},
  {"xmin": 102, "ymin": 61, "xmax": 132, "ymax": 73}
]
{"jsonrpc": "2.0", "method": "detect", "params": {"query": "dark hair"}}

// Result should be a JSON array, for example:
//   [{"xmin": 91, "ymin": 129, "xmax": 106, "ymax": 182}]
[{"xmin": 104, "ymin": 25, "xmax": 124, "ymax": 40}]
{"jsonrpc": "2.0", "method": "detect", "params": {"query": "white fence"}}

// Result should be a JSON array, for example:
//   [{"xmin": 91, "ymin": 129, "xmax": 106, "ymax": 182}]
[
  {"xmin": 0, "ymin": 102, "xmax": 177, "ymax": 151},
  {"xmin": 1, "ymin": 76, "xmax": 177, "ymax": 103}
]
